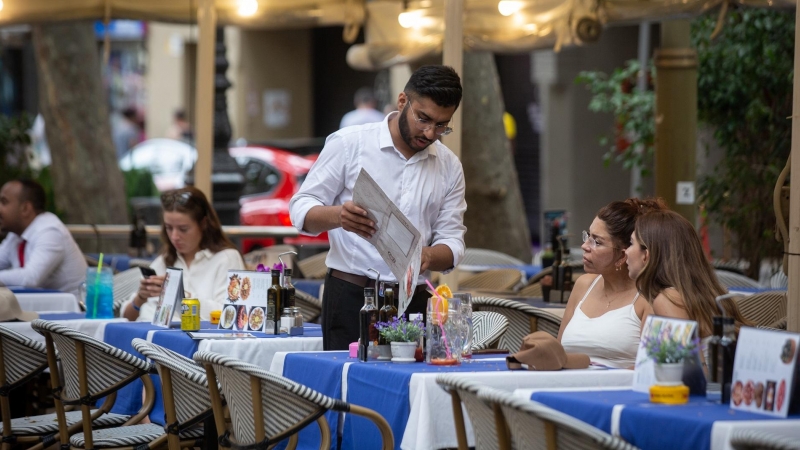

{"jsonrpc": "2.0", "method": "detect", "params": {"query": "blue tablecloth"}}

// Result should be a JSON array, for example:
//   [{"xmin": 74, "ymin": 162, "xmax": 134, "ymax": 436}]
[
  {"xmin": 9, "ymin": 287, "xmax": 62, "ymax": 294},
  {"xmin": 531, "ymin": 389, "xmax": 796, "ymax": 450},
  {"xmin": 281, "ymin": 352, "xmax": 510, "ymax": 450},
  {"xmin": 458, "ymin": 264, "xmax": 542, "ymax": 279},
  {"xmin": 39, "ymin": 312, "xmax": 87, "ymax": 320},
  {"xmin": 103, "ymin": 321, "xmax": 322, "ymax": 424}
]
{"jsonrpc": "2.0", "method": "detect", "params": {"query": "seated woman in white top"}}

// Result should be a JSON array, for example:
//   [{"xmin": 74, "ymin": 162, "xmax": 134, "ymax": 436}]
[
  {"xmin": 625, "ymin": 209, "xmax": 752, "ymax": 363},
  {"xmin": 558, "ymin": 198, "xmax": 664, "ymax": 368},
  {"xmin": 122, "ymin": 187, "xmax": 245, "ymax": 322}
]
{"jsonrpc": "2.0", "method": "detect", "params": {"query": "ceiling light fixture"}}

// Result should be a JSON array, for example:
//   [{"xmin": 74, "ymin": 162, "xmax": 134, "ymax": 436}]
[
  {"xmin": 238, "ymin": 0, "xmax": 258, "ymax": 17},
  {"xmin": 498, "ymin": 1, "xmax": 524, "ymax": 17}
]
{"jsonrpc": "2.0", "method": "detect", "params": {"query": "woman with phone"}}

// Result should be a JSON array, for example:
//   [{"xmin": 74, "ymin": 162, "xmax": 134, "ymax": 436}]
[{"xmin": 122, "ymin": 187, "xmax": 245, "ymax": 321}]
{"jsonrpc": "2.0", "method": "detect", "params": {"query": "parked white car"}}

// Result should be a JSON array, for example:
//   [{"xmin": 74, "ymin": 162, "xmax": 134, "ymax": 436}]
[{"xmin": 118, "ymin": 138, "xmax": 197, "ymax": 192}]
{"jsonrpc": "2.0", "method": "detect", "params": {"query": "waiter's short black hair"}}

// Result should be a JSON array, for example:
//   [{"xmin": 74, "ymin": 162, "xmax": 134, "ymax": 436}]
[
  {"xmin": 17, "ymin": 179, "xmax": 46, "ymax": 213},
  {"xmin": 404, "ymin": 65, "xmax": 462, "ymax": 109}
]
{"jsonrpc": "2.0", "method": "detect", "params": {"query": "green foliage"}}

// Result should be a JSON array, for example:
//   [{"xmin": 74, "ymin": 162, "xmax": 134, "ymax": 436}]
[
  {"xmin": 0, "ymin": 113, "xmax": 34, "ymax": 180},
  {"xmin": 575, "ymin": 60, "xmax": 656, "ymax": 178},
  {"xmin": 122, "ymin": 168, "xmax": 159, "ymax": 199},
  {"xmin": 693, "ymin": 8, "xmax": 794, "ymax": 276}
]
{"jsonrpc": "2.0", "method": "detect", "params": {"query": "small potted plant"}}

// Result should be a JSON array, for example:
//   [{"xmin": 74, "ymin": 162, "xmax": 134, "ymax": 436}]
[
  {"xmin": 641, "ymin": 324, "xmax": 699, "ymax": 385},
  {"xmin": 375, "ymin": 316, "xmax": 425, "ymax": 363}
]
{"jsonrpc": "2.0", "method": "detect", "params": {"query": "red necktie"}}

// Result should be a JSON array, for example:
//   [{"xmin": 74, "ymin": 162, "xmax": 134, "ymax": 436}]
[{"xmin": 17, "ymin": 240, "xmax": 25, "ymax": 268}]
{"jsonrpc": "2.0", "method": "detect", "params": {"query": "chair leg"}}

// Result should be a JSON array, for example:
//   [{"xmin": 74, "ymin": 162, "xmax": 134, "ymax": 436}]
[
  {"xmin": 348, "ymin": 405, "xmax": 394, "ymax": 450},
  {"xmin": 492, "ymin": 403, "xmax": 512, "ymax": 450},
  {"xmin": 315, "ymin": 416, "xmax": 330, "ymax": 450},
  {"xmin": 448, "ymin": 391, "xmax": 469, "ymax": 450}
]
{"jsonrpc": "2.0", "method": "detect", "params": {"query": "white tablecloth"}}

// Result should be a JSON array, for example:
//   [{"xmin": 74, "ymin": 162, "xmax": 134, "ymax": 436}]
[
  {"xmin": 16, "ymin": 292, "xmax": 80, "ymax": 313},
  {"xmin": 403, "ymin": 367, "xmax": 634, "ymax": 450},
  {"xmin": 269, "ymin": 353, "xmax": 634, "ymax": 450},
  {"xmin": 3, "ymin": 317, "xmax": 125, "ymax": 344}
]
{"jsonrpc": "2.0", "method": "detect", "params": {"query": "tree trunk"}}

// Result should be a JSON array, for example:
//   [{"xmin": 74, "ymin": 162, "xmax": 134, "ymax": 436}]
[
  {"xmin": 461, "ymin": 52, "xmax": 532, "ymax": 263},
  {"xmin": 32, "ymin": 21, "xmax": 129, "ymax": 251}
]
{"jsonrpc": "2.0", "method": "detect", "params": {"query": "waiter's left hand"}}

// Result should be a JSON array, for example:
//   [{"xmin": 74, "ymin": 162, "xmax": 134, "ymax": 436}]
[{"xmin": 420, "ymin": 247, "xmax": 432, "ymax": 272}]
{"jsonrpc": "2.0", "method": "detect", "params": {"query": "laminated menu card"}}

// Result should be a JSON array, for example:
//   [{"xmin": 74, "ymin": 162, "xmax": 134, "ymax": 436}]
[
  {"xmin": 633, "ymin": 315, "xmax": 702, "ymax": 393},
  {"xmin": 731, "ymin": 327, "xmax": 800, "ymax": 417},
  {"xmin": 152, "ymin": 267, "xmax": 184, "ymax": 328},
  {"xmin": 217, "ymin": 270, "xmax": 271, "ymax": 333}
]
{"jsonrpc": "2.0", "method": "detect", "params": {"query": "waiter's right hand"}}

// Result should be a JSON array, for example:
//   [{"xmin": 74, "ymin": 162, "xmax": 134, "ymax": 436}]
[{"xmin": 340, "ymin": 201, "xmax": 376, "ymax": 239}]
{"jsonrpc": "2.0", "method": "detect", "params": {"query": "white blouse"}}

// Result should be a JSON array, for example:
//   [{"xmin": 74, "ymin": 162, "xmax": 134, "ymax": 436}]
[{"xmin": 124, "ymin": 248, "xmax": 245, "ymax": 321}]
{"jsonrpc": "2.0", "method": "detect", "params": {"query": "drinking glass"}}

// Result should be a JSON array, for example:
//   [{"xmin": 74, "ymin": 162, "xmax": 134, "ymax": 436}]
[
  {"xmin": 84, "ymin": 267, "xmax": 114, "ymax": 319},
  {"xmin": 453, "ymin": 293, "xmax": 473, "ymax": 359},
  {"xmin": 426, "ymin": 296, "xmax": 462, "ymax": 365}
]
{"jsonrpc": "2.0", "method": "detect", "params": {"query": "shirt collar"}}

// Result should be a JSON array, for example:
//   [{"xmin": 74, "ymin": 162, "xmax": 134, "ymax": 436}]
[
  {"xmin": 175, "ymin": 248, "xmax": 215, "ymax": 266},
  {"xmin": 379, "ymin": 111, "xmax": 439, "ymax": 161},
  {"xmin": 20, "ymin": 213, "xmax": 48, "ymax": 241}
]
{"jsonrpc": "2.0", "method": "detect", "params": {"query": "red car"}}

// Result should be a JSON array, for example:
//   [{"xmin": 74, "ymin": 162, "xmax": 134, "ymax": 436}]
[{"xmin": 231, "ymin": 146, "xmax": 328, "ymax": 253}]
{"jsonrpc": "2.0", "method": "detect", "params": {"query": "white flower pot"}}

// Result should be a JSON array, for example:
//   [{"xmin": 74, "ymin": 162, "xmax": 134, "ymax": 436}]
[
  {"xmin": 376, "ymin": 344, "xmax": 392, "ymax": 361},
  {"xmin": 391, "ymin": 341, "xmax": 418, "ymax": 363},
  {"xmin": 654, "ymin": 362, "xmax": 685, "ymax": 386}
]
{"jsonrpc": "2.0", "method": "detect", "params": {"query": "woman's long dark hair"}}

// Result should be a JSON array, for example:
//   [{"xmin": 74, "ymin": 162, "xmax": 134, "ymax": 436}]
[{"xmin": 159, "ymin": 186, "xmax": 238, "ymax": 266}]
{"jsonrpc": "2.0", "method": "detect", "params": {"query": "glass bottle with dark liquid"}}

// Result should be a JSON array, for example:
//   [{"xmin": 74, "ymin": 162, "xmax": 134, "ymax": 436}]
[
  {"xmin": 267, "ymin": 269, "xmax": 282, "ymax": 334},
  {"xmin": 378, "ymin": 288, "xmax": 398, "ymax": 345},
  {"xmin": 282, "ymin": 268, "xmax": 296, "ymax": 309},
  {"xmin": 359, "ymin": 287, "xmax": 378, "ymax": 362},
  {"xmin": 706, "ymin": 316, "xmax": 724, "ymax": 401},
  {"xmin": 718, "ymin": 317, "xmax": 737, "ymax": 404}
]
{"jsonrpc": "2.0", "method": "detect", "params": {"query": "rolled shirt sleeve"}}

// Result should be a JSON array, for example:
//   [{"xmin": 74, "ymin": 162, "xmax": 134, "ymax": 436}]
[
  {"xmin": 429, "ymin": 156, "xmax": 467, "ymax": 271},
  {"xmin": 289, "ymin": 134, "xmax": 348, "ymax": 236}
]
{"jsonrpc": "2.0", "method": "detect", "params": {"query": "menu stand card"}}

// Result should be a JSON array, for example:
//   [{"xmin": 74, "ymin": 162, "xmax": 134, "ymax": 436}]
[
  {"xmin": 218, "ymin": 270, "xmax": 271, "ymax": 333},
  {"xmin": 731, "ymin": 327, "xmax": 800, "ymax": 417},
  {"xmin": 633, "ymin": 315, "xmax": 703, "ymax": 394},
  {"xmin": 151, "ymin": 267, "xmax": 184, "ymax": 328}
]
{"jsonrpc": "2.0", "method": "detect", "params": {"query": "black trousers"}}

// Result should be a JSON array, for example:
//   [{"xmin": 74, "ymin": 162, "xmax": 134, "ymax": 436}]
[{"xmin": 321, "ymin": 271, "xmax": 431, "ymax": 351}]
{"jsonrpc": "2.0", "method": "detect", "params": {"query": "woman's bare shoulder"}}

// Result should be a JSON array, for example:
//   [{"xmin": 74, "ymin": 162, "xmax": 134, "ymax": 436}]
[{"xmin": 652, "ymin": 289, "xmax": 689, "ymax": 320}]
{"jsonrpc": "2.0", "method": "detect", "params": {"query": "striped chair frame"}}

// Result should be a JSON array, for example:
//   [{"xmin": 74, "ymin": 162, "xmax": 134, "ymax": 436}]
[
  {"xmin": 194, "ymin": 351, "xmax": 394, "ymax": 450},
  {"xmin": 0, "ymin": 325, "xmax": 57, "ymax": 450},
  {"xmin": 730, "ymin": 429, "xmax": 800, "ymax": 450},
  {"xmin": 113, "ymin": 268, "xmax": 142, "ymax": 317},
  {"xmin": 31, "ymin": 320, "xmax": 160, "ymax": 450},
  {"xmin": 472, "ymin": 297, "xmax": 562, "ymax": 352},
  {"xmin": 734, "ymin": 291, "xmax": 787, "ymax": 328},
  {"xmin": 459, "ymin": 270, "xmax": 522, "ymax": 293},
  {"xmin": 477, "ymin": 386, "xmax": 640, "ymax": 450},
  {"xmin": 715, "ymin": 270, "xmax": 763, "ymax": 290},
  {"xmin": 294, "ymin": 290, "xmax": 322, "ymax": 324},
  {"xmin": 131, "ymin": 339, "xmax": 210, "ymax": 450},
  {"xmin": 460, "ymin": 249, "xmax": 527, "ymax": 266},
  {"xmin": 435, "ymin": 375, "xmax": 504, "ymax": 450},
  {"xmin": 471, "ymin": 311, "xmax": 509, "ymax": 351}
]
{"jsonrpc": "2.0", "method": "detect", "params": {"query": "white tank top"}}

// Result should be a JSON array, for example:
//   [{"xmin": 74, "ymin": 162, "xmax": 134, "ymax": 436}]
[{"xmin": 560, "ymin": 276, "xmax": 643, "ymax": 368}]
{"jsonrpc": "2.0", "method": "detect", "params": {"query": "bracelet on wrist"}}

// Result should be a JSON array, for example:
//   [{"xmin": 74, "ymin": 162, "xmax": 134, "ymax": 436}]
[{"xmin": 132, "ymin": 302, "xmax": 141, "ymax": 311}]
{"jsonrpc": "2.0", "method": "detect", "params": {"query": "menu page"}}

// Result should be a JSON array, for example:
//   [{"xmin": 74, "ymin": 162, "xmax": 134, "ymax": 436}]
[
  {"xmin": 731, "ymin": 327, "xmax": 799, "ymax": 417},
  {"xmin": 217, "ymin": 270, "xmax": 272, "ymax": 333},
  {"xmin": 151, "ymin": 267, "xmax": 184, "ymax": 328},
  {"xmin": 633, "ymin": 315, "xmax": 699, "ymax": 393}
]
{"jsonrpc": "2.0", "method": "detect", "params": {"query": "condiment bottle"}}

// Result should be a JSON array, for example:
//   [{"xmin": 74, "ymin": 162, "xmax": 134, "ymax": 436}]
[{"xmin": 358, "ymin": 287, "xmax": 378, "ymax": 362}]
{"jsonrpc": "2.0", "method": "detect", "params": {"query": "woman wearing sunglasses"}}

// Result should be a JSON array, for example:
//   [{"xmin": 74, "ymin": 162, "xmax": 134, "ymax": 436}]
[
  {"xmin": 123, "ymin": 187, "xmax": 244, "ymax": 321},
  {"xmin": 557, "ymin": 198, "xmax": 666, "ymax": 368}
]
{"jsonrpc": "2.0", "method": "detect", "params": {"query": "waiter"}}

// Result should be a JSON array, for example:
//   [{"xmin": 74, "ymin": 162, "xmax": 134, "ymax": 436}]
[{"xmin": 289, "ymin": 65, "xmax": 467, "ymax": 350}]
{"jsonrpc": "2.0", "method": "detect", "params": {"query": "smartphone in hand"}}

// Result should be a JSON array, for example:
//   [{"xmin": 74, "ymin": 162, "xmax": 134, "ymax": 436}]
[{"xmin": 139, "ymin": 266, "xmax": 157, "ymax": 278}]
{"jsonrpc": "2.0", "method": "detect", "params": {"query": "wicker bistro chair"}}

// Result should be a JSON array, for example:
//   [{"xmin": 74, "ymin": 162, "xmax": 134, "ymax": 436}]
[
  {"xmin": 734, "ymin": 291, "xmax": 787, "ymax": 328},
  {"xmin": 296, "ymin": 251, "xmax": 329, "ymax": 280},
  {"xmin": 478, "ymin": 386, "xmax": 639, "ymax": 450},
  {"xmin": 113, "ymin": 268, "xmax": 143, "ymax": 317},
  {"xmin": 715, "ymin": 270, "xmax": 763, "ymax": 290},
  {"xmin": 435, "ymin": 375, "xmax": 502, "ymax": 450},
  {"xmin": 294, "ymin": 290, "xmax": 322, "ymax": 324},
  {"xmin": 471, "ymin": 312, "xmax": 509, "ymax": 351},
  {"xmin": 194, "ymin": 351, "xmax": 394, "ymax": 450},
  {"xmin": 130, "ymin": 339, "xmax": 209, "ymax": 450},
  {"xmin": 460, "ymin": 249, "xmax": 527, "ymax": 266},
  {"xmin": 730, "ymin": 429, "xmax": 800, "ymax": 450},
  {"xmin": 459, "ymin": 270, "xmax": 522, "ymax": 293},
  {"xmin": 30, "ymin": 320, "xmax": 170, "ymax": 450},
  {"xmin": 0, "ymin": 326, "xmax": 129, "ymax": 450},
  {"xmin": 472, "ymin": 297, "xmax": 562, "ymax": 352}
]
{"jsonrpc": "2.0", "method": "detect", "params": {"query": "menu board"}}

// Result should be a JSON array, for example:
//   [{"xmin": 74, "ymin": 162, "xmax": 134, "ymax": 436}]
[
  {"xmin": 633, "ymin": 315, "xmax": 700, "ymax": 393},
  {"xmin": 731, "ymin": 327, "xmax": 799, "ymax": 417},
  {"xmin": 217, "ymin": 270, "xmax": 272, "ymax": 333},
  {"xmin": 152, "ymin": 267, "xmax": 184, "ymax": 328}
]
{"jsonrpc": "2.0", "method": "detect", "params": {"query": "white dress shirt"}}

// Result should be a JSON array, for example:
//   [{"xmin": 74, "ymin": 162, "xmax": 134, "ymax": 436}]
[
  {"xmin": 0, "ymin": 212, "xmax": 87, "ymax": 297},
  {"xmin": 340, "ymin": 108, "xmax": 387, "ymax": 129},
  {"xmin": 124, "ymin": 248, "xmax": 245, "ymax": 321},
  {"xmin": 290, "ymin": 112, "xmax": 467, "ymax": 283}
]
